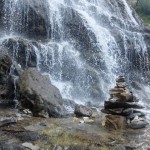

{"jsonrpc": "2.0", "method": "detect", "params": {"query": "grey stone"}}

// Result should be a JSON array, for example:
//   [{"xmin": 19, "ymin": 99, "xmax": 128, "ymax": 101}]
[
  {"xmin": 63, "ymin": 99, "xmax": 77, "ymax": 115},
  {"xmin": 17, "ymin": 68, "xmax": 64, "ymax": 118},
  {"xmin": 116, "ymin": 82, "xmax": 127, "ymax": 88},
  {"xmin": 22, "ymin": 142, "xmax": 39, "ymax": 150},
  {"xmin": 2, "ymin": 38, "xmax": 37, "ymax": 69},
  {"xmin": 116, "ymin": 76, "xmax": 125, "ymax": 82},
  {"xmin": 0, "ymin": 117, "xmax": 17, "ymax": 127},
  {"xmin": 127, "ymin": 112, "xmax": 145, "ymax": 120},
  {"xmin": 0, "ymin": 52, "xmax": 15, "ymax": 101},
  {"xmin": 109, "ymin": 88, "xmax": 125, "ymax": 95},
  {"xmin": 104, "ymin": 101, "xmax": 144, "ymax": 109},
  {"xmin": 74, "ymin": 105, "xmax": 93, "ymax": 117},
  {"xmin": 129, "ymin": 120, "xmax": 149, "ymax": 129}
]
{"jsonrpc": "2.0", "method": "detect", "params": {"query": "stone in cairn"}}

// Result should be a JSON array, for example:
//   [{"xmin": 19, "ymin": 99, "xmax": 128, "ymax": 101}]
[{"xmin": 101, "ymin": 76, "xmax": 149, "ymax": 129}]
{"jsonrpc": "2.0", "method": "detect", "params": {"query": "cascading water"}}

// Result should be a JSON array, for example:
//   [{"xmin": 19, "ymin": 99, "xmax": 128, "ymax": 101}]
[{"xmin": 0, "ymin": 0, "xmax": 149, "ymax": 104}]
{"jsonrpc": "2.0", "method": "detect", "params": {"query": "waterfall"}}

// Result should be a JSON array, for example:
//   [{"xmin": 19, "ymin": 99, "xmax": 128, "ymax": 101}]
[{"xmin": 0, "ymin": 0, "xmax": 149, "ymax": 104}]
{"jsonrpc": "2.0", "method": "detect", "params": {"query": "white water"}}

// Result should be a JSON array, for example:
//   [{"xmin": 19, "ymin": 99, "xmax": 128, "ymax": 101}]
[{"xmin": 0, "ymin": 0, "xmax": 149, "ymax": 104}]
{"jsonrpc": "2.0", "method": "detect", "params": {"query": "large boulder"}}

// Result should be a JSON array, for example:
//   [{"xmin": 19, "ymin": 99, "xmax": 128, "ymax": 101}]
[
  {"xmin": 0, "ymin": 52, "xmax": 14, "ymax": 101},
  {"xmin": 17, "ymin": 68, "xmax": 64, "ymax": 117}
]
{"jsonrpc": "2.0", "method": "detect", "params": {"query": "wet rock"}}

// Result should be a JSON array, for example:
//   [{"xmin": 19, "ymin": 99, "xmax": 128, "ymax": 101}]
[
  {"xmin": 102, "ymin": 108, "xmax": 145, "ymax": 117},
  {"xmin": 131, "ymin": 81, "xmax": 142, "ymax": 90},
  {"xmin": 116, "ymin": 76, "xmax": 128, "ymax": 89},
  {"xmin": 22, "ymin": 142, "xmax": 39, "ymax": 150},
  {"xmin": 17, "ymin": 68, "xmax": 64, "ymax": 118},
  {"xmin": 2, "ymin": 0, "xmax": 49, "ymax": 40},
  {"xmin": 101, "ymin": 108, "xmax": 124, "ymax": 115},
  {"xmin": 63, "ymin": 7, "xmax": 98, "ymax": 55},
  {"xmin": 116, "ymin": 81, "xmax": 127, "ymax": 88},
  {"xmin": 127, "ymin": 112, "xmax": 145, "ymax": 120},
  {"xmin": 122, "ymin": 108, "xmax": 134, "ymax": 115},
  {"xmin": 0, "ymin": 53, "xmax": 12, "ymax": 76},
  {"xmin": 3, "ymin": 38, "xmax": 37, "ymax": 69},
  {"xmin": 128, "ymin": 120, "xmax": 149, "ymax": 129},
  {"xmin": 0, "ymin": 52, "xmax": 15, "ymax": 102},
  {"xmin": 22, "ymin": 0, "xmax": 49, "ymax": 40},
  {"xmin": 74, "ymin": 105, "xmax": 93, "ymax": 117},
  {"xmin": 0, "ymin": 117, "xmax": 17, "ymax": 127},
  {"xmin": 119, "ymin": 92, "xmax": 137, "ymax": 102},
  {"xmin": 63, "ymin": 99, "xmax": 77, "ymax": 115},
  {"xmin": 0, "ymin": 0, "xmax": 4, "ymax": 29},
  {"xmin": 104, "ymin": 101, "xmax": 144, "ymax": 109},
  {"xmin": 110, "ymin": 93, "xmax": 137, "ymax": 103},
  {"xmin": 109, "ymin": 88, "xmax": 125, "ymax": 95},
  {"xmin": 101, "ymin": 108, "xmax": 123, "ymax": 115},
  {"xmin": 12, "ymin": 61, "xmax": 23, "ymax": 76}
]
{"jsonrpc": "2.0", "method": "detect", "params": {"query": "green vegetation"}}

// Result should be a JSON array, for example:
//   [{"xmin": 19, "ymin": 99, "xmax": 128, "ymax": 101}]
[
  {"xmin": 135, "ymin": 0, "xmax": 150, "ymax": 24},
  {"xmin": 136, "ymin": 9, "xmax": 150, "ymax": 24},
  {"xmin": 137, "ymin": 0, "xmax": 150, "ymax": 15}
]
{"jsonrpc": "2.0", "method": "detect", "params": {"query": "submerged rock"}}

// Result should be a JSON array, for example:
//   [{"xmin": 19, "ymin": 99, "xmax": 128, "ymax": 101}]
[{"xmin": 17, "ymin": 68, "xmax": 64, "ymax": 118}]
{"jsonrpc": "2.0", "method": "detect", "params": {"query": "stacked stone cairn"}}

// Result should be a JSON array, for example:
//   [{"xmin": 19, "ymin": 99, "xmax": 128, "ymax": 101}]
[{"xmin": 101, "ymin": 76, "xmax": 149, "ymax": 129}]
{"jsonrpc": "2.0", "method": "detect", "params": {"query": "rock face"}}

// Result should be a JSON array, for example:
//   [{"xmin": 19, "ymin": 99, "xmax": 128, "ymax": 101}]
[
  {"xmin": 0, "ymin": 52, "xmax": 15, "ymax": 104},
  {"xmin": 17, "ymin": 68, "xmax": 64, "ymax": 117},
  {"xmin": 3, "ymin": 0, "xmax": 49, "ymax": 40},
  {"xmin": 0, "ymin": 0, "xmax": 149, "ymax": 105},
  {"xmin": 101, "ymin": 76, "xmax": 149, "ymax": 129},
  {"xmin": 2, "ymin": 38, "xmax": 37, "ymax": 69}
]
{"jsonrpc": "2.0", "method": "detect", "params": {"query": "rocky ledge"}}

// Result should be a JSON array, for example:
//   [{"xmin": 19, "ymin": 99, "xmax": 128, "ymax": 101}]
[{"xmin": 0, "ymin": 108, "xmax": 150, "ymax": 150}]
